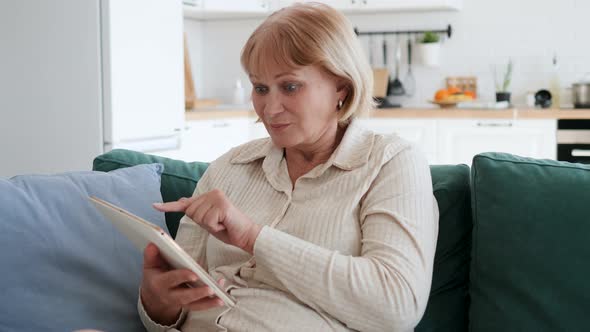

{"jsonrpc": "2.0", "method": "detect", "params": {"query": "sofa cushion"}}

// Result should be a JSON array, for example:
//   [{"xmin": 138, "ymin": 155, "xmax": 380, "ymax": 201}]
[
  {"xmin": 469, "ymin": 153, "xmax": 590, "ymax": 331},
  {"xmin": 0, "ymin": 164, "xmax": 166, "ymax": 332},
  {"xmin": 416, "ymin": 165, "xmax": 471, "ymax": 332},
  {"xmin": 93, "ymin": 149, "xmax": 208, "ymax": 238}
]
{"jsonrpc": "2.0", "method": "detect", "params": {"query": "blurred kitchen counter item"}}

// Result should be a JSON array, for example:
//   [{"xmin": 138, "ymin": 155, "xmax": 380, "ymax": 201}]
[
  {"xmin": 370, "ymin": 108, "xmax": 590, "ymax": 119},
  {"xmin": 185, "ymin": 106, "xmax": 256, "ymax": 120},
  {"xmin": 185, "ymin": 107, "xmax": 590, "ymax": 121}
]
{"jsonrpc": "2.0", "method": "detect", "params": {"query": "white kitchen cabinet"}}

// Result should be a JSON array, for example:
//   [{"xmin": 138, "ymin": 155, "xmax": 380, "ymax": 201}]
[
  {"xmin": 185, "ymin": 0, "xmax": 462, "ymax": 20},
  {"xmin": 357, "ymin": 0, "xmax": 462, "ymax": 12},
  {"xmin": 184, "ymin": 118, "xmax": 251, "ymax": 162},
  {"xmin": 357, "ymin": 118, "xmax": 438, "ymax": 164},
  {"xmin": 183, "ymin": 0, "xmax": 271, "ymax": 20},
  {"xmin": 276, "ymin": 0, "xmax": 462, "ymax": 14},
  {"xmin": 153, "ymin": 116, "xmax": 558, "ymax": 166},
  {"xmin": 276, "ymin": 0, "xmax": 462, "ymax": 13},
  {"xmin": 276, "ymin": 0, "xmax": 359, "ymax": 11},
  {"xmin": 153, "ymin": 117, "xmax": 269, "ymax": 162},
  {"xmin": 437, "ymin": 119, "xmax": 557, "ymax": 165}
]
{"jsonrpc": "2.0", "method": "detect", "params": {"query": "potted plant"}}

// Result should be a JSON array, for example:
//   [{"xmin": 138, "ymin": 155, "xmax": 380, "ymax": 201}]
[
  {"xmin": 416, "ymin": 31, "xmax": 441, "ymax": 67},
  {"xmin": 494, "ymin": 58, "xmax": 513, "ymax": 103}
]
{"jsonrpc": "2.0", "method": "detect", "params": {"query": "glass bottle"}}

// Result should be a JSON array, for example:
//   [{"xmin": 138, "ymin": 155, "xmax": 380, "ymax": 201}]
[{"xmin": 549, "ymin": 54, "xmax": 561, "ymax": 108}]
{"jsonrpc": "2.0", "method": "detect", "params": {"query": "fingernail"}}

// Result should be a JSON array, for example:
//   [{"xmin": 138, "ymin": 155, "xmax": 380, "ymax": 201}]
[
  {"xmin": 152, "ymin": 202, "xmax": 163, "ymax": 208},
  {"xmin": 189, "ymin": 275, "xmax": 198, "ymax": 282}
]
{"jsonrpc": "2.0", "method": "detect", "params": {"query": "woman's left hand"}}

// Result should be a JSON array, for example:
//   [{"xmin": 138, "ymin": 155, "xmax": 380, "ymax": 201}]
[{"xmin": 153, "ymin": 189, "xmax": 262, "ymax": 254}]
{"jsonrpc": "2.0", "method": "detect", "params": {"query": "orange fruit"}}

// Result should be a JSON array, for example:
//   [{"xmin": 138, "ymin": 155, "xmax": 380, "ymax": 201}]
[
  {"xmin": 447, "ymin": 86, "xmax": 462, "ymax": 95},
  {"xmin": 434, "ymin": 89, "xmax": 450, "ymax": 101},
  {"xmin": 464, "ymin": 91, "xmax": 476, "ymax": 99}
]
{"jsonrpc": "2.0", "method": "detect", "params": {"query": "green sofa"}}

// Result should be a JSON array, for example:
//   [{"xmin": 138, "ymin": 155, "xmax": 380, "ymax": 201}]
[{"xmin": 93, "ymin": 149, "xmax": 590, "ymax": 331}]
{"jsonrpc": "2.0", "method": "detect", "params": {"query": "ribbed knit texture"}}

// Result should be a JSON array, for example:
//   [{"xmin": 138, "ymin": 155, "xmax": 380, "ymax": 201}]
[{"xmin": 139, "ymin": 119, "xmax": 439, "ymax": 332}]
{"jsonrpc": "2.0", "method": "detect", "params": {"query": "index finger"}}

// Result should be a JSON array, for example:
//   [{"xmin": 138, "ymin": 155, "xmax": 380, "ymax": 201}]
[{"xmin": 152, "ymin": 197, "xmax": 195, "ymax": 213}]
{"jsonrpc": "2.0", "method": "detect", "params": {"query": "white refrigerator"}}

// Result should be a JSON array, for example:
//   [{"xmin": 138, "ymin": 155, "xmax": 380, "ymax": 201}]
[{"xmin": 0, "ymin": 0, "xmax": 185, "ymax": 177}]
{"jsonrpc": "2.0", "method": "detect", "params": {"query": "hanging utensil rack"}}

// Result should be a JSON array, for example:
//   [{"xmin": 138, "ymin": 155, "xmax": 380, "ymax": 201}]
[{"xmin": 354, "ymin": 24, "xmax": 452, "ymax": 39}]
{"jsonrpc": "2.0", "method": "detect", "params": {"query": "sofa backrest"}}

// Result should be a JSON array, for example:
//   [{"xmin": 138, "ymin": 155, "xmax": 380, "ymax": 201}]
[
  {"xmin": 93, "ymin": 149, "xmax": 473, "ymax": 331},
  {"xmin": 93, "ymin": 149, "xmax": 208, "ymax": 237},
  {"xmin": 417, "ymin": 165, "xmax": 471, "ymax": 332},
  {"xmin": 468, "ymin": 152, "xmax": 590, "ymax": 331}
]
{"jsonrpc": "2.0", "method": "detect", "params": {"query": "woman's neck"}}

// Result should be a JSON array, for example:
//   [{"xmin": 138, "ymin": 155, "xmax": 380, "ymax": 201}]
[{"xmin": 284, "ymin": 123, "xmax": 346, "ymax": 184}]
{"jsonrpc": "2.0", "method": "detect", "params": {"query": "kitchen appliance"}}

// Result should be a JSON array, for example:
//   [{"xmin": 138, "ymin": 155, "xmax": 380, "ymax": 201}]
[
  {"xmin": 0, "ymin": 0, "xmax": 184, "ymax": 177},
  {"xmin": 557, "ymin": 120, "xmax": 590, "ymax": 164},
  {"xmin": 535, "ymin": 90, "xmax": 553, "ymax": 108},
  {"xmin": 572, "ymin": 75, "xmax": 590, "ymax": 108}
]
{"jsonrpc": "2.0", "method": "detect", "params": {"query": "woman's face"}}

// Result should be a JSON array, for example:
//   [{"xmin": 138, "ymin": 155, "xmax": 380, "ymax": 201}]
[{"xmin": 249, "ymin": 63, "xmax": 346, "ymax": 150}]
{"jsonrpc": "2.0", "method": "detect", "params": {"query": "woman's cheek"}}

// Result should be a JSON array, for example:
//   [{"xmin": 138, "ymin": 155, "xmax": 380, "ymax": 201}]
[{"xmin": 252, "ymin": 97, "xmax": 264, "ymax": 117}]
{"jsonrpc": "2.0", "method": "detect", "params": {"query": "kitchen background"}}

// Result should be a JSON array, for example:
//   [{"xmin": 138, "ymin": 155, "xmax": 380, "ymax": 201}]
[
  {"xmin": 3, "ymin": 0, "xmax": 590, "ymax": 177},
  {"xmin": 185, "ymin": 0, "xmax": 590, "ymax": 107}
]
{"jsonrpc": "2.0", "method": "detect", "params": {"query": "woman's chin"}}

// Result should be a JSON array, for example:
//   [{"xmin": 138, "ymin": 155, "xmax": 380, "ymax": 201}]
[{"xmin": 269, "ymin": 136, "xmax": 296, "ymax": 149}]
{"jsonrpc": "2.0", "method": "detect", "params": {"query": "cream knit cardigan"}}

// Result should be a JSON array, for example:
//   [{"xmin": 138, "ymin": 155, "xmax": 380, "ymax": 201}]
[{"xmin": 139, "ymin": 119, "xmax": 439, "ymax": 332}]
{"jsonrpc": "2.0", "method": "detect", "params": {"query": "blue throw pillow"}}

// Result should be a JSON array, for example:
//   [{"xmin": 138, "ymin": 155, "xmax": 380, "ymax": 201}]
[{"xmin": 0, "ymin": 163, "xmax": 166, "ymax": 332}]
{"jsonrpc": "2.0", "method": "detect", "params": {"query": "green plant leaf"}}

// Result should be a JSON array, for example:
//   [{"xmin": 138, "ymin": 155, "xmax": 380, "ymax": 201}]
[
  {"xmin": 420, "ymin": 31, "xmax": 439, "ymax": 43},
  {"xmin": 502, "ymin": 59, "xmax": 513, "ymax": 91}
]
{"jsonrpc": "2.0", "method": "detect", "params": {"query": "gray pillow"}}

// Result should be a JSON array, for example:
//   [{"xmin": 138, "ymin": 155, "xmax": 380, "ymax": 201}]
[{"xmin": 0, "ymin": 163, "xmax": 166, "ymax": 332}]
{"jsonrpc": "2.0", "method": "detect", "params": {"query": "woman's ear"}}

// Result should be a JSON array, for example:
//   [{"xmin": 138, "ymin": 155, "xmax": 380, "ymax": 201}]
[{"xmin": 336, "ymin": 81, "xmax": 350, "ymax": 104}]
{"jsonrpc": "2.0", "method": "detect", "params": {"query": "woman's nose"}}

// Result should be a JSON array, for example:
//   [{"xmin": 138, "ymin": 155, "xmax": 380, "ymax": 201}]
[{"xmin": 264, "ymin": 93, "xmax": 284, "ymax": 116}]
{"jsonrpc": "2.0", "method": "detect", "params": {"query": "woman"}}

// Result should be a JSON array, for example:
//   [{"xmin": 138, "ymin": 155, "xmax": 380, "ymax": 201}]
[{"xmin": 139, "ymin": 3, "xmax": 438, "ymax": 331}]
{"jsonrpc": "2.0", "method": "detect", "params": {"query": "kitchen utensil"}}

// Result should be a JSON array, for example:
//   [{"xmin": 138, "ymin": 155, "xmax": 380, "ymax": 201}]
[
  {"xmin": 383, "ymin": 37, "xmax": 390, "ymax": 93},
  {"xmin": 573, "ymin": 73, "xmax": 590, "ymax": 108},
  {"xmin": 388, "ymin": 38, "xmax": 405, "ymax": 96},
  {"xmin": 368, "ymin": 35, "xmax": 375, "ymax": 66},
  {"xmin": 404, "ymin": 36, "xmax": 415, "ymax": 96},
  {"xmin": 377, "ymin": 38, "xmax": 399, "ymax": 108},
  {"xmin": 370, "ymin": 36, "xmax": 389, "ymax": 99}
]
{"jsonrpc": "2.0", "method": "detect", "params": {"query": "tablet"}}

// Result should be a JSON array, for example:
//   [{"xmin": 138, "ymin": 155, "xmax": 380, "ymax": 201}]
[{"xmin": 89, "ymin": 196, "xmax": 236, "ymax": 307}]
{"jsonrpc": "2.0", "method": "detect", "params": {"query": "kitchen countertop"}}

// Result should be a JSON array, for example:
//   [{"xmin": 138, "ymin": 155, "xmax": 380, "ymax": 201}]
[{"xmin": 185, "ymin": 107, "xmax": 590, "ymax": 120}]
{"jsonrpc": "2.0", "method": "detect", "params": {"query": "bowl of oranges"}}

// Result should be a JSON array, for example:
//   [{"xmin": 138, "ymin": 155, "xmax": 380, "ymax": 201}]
[{"xmin": 430, "ymin": 87, "xmax": 476, "ymax": 108}]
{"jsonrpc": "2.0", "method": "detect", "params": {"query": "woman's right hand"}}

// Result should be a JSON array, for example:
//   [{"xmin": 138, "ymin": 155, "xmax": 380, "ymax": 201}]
[{"xmin": 140, "ymin": 243, "xmax": 225, "ymax": 326}]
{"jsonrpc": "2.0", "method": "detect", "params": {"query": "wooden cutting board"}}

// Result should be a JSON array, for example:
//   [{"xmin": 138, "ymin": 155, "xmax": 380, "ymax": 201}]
[
  {"xmin": 184, "ymin": 33, "xmax": 197, "ymax": 109},
  {"xmin": 373, "ymin": 68, "xmax": 389, "ymax": 98}
]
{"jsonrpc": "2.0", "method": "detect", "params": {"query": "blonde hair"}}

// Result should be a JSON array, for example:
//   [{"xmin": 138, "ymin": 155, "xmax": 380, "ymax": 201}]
[{"xmin": 240, "ymin": 2, "xmax": 374, "ymax": 123}]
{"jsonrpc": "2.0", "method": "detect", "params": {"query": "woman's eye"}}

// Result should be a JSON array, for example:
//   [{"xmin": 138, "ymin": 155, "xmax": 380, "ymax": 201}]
[
  {"xmin": 254, "ymin": 86, "xmax": 268, "ymax": 95},
  {"xmin": 283, "ymin": 83, "xmax": 299, "ymax": 93}
]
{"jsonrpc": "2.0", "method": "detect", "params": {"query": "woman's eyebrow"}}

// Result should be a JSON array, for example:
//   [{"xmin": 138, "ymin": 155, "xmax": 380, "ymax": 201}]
[
  {"xmin": 249, "ymin": 72, "xmax": 299, "ymax": 80},
  {"xmin": 274, "ymin": 72, "xmax": 297, "ymax": 79}
]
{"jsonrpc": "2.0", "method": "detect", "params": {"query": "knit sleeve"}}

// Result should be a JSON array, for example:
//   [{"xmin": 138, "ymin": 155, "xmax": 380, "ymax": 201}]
[
  {"xmin": 253, "ymin": 146, "xmax": 439, "ymax": 331},
  {"xmin": 137, "ymin": 292, "xmax": 186, "ymax": 332}
]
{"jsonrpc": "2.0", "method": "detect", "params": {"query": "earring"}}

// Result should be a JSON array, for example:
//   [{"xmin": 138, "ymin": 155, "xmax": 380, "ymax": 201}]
[{"xmin": 337, "ymin": 100, "xmax": 343, "ymax": 110}]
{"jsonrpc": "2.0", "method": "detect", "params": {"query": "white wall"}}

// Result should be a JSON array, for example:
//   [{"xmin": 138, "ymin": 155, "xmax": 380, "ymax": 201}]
[{"xmin": 184, "ymin": 0, "xmax": 590, "ymax": 107}]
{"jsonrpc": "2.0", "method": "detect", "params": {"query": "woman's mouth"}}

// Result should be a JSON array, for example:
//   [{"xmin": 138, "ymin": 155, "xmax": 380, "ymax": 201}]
[{"xmin": 269, "ymin": 123, "xmax": 290, "ymax": 131}]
